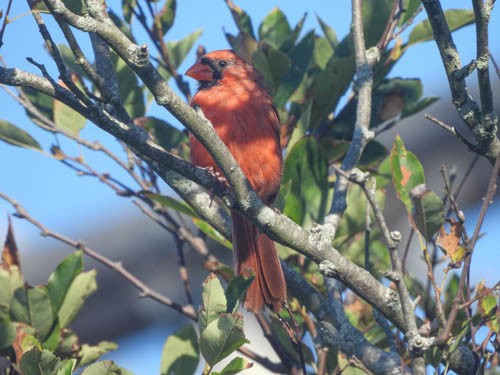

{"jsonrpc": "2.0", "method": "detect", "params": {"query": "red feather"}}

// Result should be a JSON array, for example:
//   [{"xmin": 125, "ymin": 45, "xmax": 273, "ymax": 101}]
[{"xmin": 186, "ymin": 50, "xmax": 286, "ymax": 312}]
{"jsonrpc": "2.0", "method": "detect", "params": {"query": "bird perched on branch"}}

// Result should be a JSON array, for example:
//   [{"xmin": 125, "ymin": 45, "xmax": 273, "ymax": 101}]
[{"xmin": 186, "ymin": 50, "xmax": 286, "ymax": 312}]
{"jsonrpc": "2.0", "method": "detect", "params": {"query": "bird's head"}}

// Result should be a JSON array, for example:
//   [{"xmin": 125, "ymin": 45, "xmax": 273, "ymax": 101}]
[{"xmin": 185, "ymin": 50, "xmax": 255, "ymax": 89}]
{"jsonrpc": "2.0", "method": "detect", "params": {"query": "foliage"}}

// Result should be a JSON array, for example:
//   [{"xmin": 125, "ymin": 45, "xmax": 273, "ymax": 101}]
[{"xmin": 0, "ymin": 0, "xmax": 498, "ymax": 374}]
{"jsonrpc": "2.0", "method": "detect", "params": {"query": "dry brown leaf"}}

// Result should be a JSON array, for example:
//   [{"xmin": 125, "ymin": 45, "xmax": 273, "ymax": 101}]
[
  {"xmin": 2, "ymin": 216, "xmax": 20, "ymax": 269},
  {"xmin": 436, "ymin": 219, "xmax": 466, "ymax": 264}
]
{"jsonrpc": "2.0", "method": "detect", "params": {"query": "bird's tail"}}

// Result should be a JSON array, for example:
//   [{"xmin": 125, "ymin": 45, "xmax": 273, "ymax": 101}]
[{"xmin": 231, "ymin": 211, "xmax": 286, "ymax": 312}]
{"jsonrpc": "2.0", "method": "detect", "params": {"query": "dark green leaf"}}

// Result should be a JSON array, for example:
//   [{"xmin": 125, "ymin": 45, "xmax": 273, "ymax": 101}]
[
  {"xmin": 408, "ymin": 9, "xmax": 475, "ymax": 46},
  {"xmin": 166, "ymin": 29, "xmax": 203, "ymax": 69},
  {"xmin": 0, "ymin": 120, "xmax": 41, "ymax": 150},
  {"xmin": 62, "ymin": 0, "xmax": 86, "ymax": 15},
  {"xmin": 199, "ymin": 274, "xmax": 227, "ymax": 332},
  {"xmin": 274, "ymin": 31, "xmax": 315, "ymax": 108},
  {"xmin": 262, "ymin": 45, "xmax": 291, "ymax": 89},
  {"xmin": 122, "ymin": 0, "xmax": 137, "ymax": 24},
  {"xmin": 160, "ymin": 325, "xmax": 199, "ymax": 375},
  {"xmin": 225, "ymin": 274, "xmax": 254, "ymax": 314},
  {"xmin": 400, "ymin": 0, "xmax": 422, "ymax": 26},
  {"xmin": 359, "ymin": 140, "xmax": 388, "ymax": 168},
  {"xmin": 258, "ymin": 8, "xmax": 292, "ymax": 50},
  {"xmin": 24, "ymin": 87, "xmax": 54, "ymax": 121},
  {"xmin": 47, "ymin": 251, "xmax": 83, "ymax": 316},
  {"xmin": 390, "ymin": 135, "xmax": 425, "ymax": 212},
  {"xmin": 143, "ymin": 116, "xmax": 187, "ymax": 150},
  {"xmin": 0, "ymin": 319, "xmax": 16, "ymax": 350},
  {"xmin": 199, "ymin": 313, "xmax": 248, "ymax": 366},
  {"xmin": 282, "ymin": 137, "xmax": 330, "ymax": 228},
  {"xmin": 310, "ymin": 52, "xmax": 355, "ymax": 128},
  {"xmin": 27, "ymin": 286, "xmax": 54, "ymax": 340},
  {"xmin": 20, "ymin": 347, "xmax": 62, "ymax": 375},
  {"xmin": 212, "ymin": 357, "xmax": 253, "ymax": 375},
  {"xmin": 225, "ymin": 0, "xmax": 255, "ymax": 38},
  {"xmin": 362, "ymin": 0, "xmax": 393, "ymax": 47},
  {"xmin": 409, "ymin": 185, "xmax": 444, "ymax": 241},
  {"xmin": 78, "ymin": 341, "xmax": 118, "ymax": 367},
  {"xmin": 154, "ymin": 0, "xmax": 176, "ymax": 36},
  {"xmin": 112, "ymin": 53, "xmax": 145, "ymax": 119},
  {"xmin": 58, "ymin": 270, "xmax": 97, "ymax": 328}
]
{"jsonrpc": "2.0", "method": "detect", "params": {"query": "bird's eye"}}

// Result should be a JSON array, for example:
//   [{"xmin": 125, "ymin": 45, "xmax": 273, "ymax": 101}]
[{"xmin": 218, "ymin": 60, "xmax": 228, "ymax": 68}]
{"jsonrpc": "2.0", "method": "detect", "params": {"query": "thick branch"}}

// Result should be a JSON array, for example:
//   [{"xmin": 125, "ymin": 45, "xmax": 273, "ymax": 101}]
[{"xmin": 421, "ymin": 0, "xmax": 499, "ymax": 160}]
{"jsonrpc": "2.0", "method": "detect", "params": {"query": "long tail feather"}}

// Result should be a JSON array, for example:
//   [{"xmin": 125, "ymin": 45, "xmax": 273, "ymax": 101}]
[{"xmin": 232, "ymin": 211, "xmax": 286, "ymax": 312}]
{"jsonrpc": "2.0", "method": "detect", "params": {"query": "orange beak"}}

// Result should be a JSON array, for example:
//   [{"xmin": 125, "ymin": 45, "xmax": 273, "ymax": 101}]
[{"xmin": 185, "ymin": 62, "xmax": 213, "ymax": 81}]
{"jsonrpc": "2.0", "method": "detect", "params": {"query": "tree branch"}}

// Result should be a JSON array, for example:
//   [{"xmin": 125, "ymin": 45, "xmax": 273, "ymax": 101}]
[{"xmin": 420, "ymin": 0, "xmax": 499, "ymax": 161}]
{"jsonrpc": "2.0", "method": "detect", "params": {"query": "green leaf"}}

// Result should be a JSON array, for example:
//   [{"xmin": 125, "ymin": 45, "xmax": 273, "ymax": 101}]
[
  {"xmin": 144, "ymin": 192, "xmax": 199, "ymax": 218},
  {"xmin": 193, "ymin": 219, "xmax": 232, "ymax": 250},
  {"xmin": 47, "ymin": 251, "xmax": 84, "ymax": 316},
  {"xmin": 402, "ymin": 96, "xmax": 439, "ymax": 118},
  {"xmin": 390, "ymin": 135, "xmax": 425, "ymax": 212},
  {"xmin": 62, "ymin": 0, "xmax": 86, "ymax": 15},
  {"xmin": 79, "ymin": 341, "xmax": 118, "ymax": 367},
  {"xmin": 258, "ymin": 8, "xmax": 292, "ymax": 50},
  {"xmin": 313, "ymin": 37, "xmax": 334, "ymax": 70},
  {"xmin": 57, "ymin": 44, "xmax": 85, "ymax": 77},
  {"xmin": 362, "ymin": 0, "xmax": 393, "ymax": 47},
  {"xmin": 58, "ymin": 270, "xmax": 97, "ymax": 328},
  {"xmin": 282, "ymin": 137, "xmax": 330, "ymax": 228},
  {"xmin": 20, "ymin": 348, "xmax": 62, "ymax": 375},
  {"xmin": 334, "ymin": 185, "xmax": 385, "ymax": 248},
  {"xmin": 143, "ymin": 116, "xmax": 187, "ymax": 151},
  {"xmin": 199, "ymin": 274, "xmax": 227, "ymax": 332},
  {"xmin": 0, "ymin": 319, "xmax": 17, "ymax": 350},
  {"xmin": 274, "ymin": 31, "xmax": 315, "ymax": 108},
  {"xmin": 225, "ymin": 0, "xmax": 255, "ymax": 38},
  {"xmin": 166, "ymin": 29, "xmax": 203, "ymax": 69},
  {"xmin": 27, "ymin": 286, "xmax": 54, "ymax": 340},
  {"xmin": 408, "ymin": 9, "xmax": 475, "ymax": 46},
  {"xmin": 400, "ymin": 0, "xmax": 422, "ymax": 26},
  {"xmin": 212, "ymin": 357, "xmax": 252, "ymax": 375},
  {"xmin": 160, "ymin": 325, "xmax": 199, "ymax": 375},
  {"xmin": 24, "ymin": 87, "xmax": 54, "ymax": 121},
  {"xmin": 112, "ymin": 53, "xmax": 145, "ymax": 119},
  {"xmin": 287, "ymin": 99, "xmax": 312, "ymax": 150},
  {"xmin": 317, "ymin": 16, "xmax": 338, "ymax": 49},
  {"xmin": 262, "ymin": 45, "xmax": 291, "ymax": 89},
  {"xmin": 409, "ymin": 185, "xmax": 444, "ymax": 241},
  {"xmin": 310, "ymin": 53, "xmax": 355, "ymax": 128},
  {"xmin": 199, "ymin": 313, "xmax": 248, "ymax": 367},
  {"xmin": 0, "ymin": 120, "xmax": 41, "ymax": 150},
  {"xmin": 81, "ymin": 360, "xmax": 132, "ymax": 375},
  {"xmin": 56, "ymin": 359, "xmax": 77, "ymax": 375},
  {"xmin": 53, "ymin": 82, "xmax": 87, "ymax": 136},
  {"xmin": 154, "ymin": 0, "xmax": 176, "ymax": 36},
  {"xmin": 359, "ymin": 140, "xmax": 388, "ymax": 168},
  {"xmin": 225, "ymin": 274, "xmax": 254, "ymax": 314}
]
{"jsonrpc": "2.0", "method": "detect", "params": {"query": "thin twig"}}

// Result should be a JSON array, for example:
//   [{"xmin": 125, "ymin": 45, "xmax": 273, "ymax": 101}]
[
  {"xmin": 0, "ymin": 191, "xmax": 283, "ymax": 373},
  {"xmin": 377, "ymin": 0, "xmax": 404, "ymax": 50},
  {"xmin": 437, "ymin": 156, "xmax": 500, "ymax": 344},
  {"xmin": 0, "ymin": 191, "xmax": 197, "ymax": 319},
  {"xmin": 0, "ymin": 0, "xmax": 13, "ymax": 48}
]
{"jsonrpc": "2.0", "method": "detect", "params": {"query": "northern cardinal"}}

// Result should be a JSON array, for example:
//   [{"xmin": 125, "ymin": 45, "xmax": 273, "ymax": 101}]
[{"xmin": 186, "ymin": 50, "xmax": 286, "ymax": 312}]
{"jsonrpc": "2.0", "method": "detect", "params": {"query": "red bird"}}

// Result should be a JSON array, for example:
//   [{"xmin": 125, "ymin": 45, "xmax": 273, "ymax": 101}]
[{"xmin": 186, "ymin": 50, "xmax": 286, "ymax": 312}]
